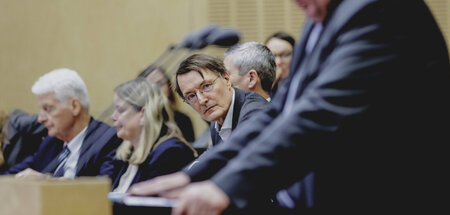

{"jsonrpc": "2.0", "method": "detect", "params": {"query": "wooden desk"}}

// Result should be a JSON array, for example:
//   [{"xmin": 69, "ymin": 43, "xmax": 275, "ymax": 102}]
[{"xmin": 0, "ymin": 176, "xmax": 111, "ymax": 215}]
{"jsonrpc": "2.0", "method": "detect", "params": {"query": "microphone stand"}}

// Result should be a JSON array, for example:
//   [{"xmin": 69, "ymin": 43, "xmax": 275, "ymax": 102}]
[{"xmin": 96, "ymin": 25, "xmax": 240, "ymax": 124}]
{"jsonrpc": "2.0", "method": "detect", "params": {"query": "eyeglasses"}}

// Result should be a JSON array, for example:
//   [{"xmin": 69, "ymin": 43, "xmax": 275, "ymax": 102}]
[
  {"xmin": 183, "ymin": 75, "xmax": 221, "ymax": 105},
  {"xmin": 273, "ymin": 51, "xmax": 292, "ymax": 60}
]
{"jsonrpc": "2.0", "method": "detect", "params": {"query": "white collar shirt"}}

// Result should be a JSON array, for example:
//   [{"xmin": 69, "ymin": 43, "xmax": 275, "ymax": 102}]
[
  {"xmin": 62, "ymin": 126, "xmax": 87, "ymax": 178},
  {"xmin": 214, "ymin": 89, "xmax": 235, "ymax": 142}
]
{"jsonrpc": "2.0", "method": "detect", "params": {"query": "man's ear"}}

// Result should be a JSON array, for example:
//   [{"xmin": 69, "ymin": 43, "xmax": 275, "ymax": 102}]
[
  {"xmin": 221, "ymin": 72, "xmax": 231, "ymax": 86},
  {"xmin": 70, "ymin": 98, "xmax": 82, "ymax": 116},
  {"xmin": 247, "ymin": 70, "xmax": 258, "ymax": 90}
]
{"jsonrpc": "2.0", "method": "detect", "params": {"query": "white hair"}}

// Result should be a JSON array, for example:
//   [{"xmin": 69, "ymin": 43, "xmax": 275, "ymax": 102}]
[{"xmin": 31, "ymin": 68, "xmax": 90, "ymax": 111}]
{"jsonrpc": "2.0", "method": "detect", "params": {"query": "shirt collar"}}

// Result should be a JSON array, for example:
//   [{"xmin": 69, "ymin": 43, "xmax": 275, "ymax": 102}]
[
  {"xmin": 64, "ymin": 126, "xmax": 87, "ymax": 152},
  {"xmin": 215, "ymin": 89, "xmax": 235, "ymax": 133}
]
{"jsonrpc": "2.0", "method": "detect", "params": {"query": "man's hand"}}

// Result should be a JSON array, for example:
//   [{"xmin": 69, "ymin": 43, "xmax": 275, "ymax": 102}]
[
  {"xmin": 15, "ymin": 168, "xmax": 47, "ymax": 178},
  {"xmin": 128, "ymin": 172, "xmax": 191, "ymax": 198},
  {"xmin": 172, "ymin": 180, "xmax": 230, "ymax": 215}
]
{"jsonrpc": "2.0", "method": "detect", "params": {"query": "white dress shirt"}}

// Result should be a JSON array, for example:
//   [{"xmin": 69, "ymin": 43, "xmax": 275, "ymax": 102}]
[
  {"xmin": 61, "ymin": 126, "xmax": 87, "ymax": 178},
  {"xmin": 113, "ymin": 164, "xmax": 139, "ymax": 193},
  {"xmin": 214, "ymin": 89, "xmax": 235, "ymax": 142}
]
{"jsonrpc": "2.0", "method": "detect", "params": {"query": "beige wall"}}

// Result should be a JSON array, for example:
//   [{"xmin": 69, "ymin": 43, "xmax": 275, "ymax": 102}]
[
  {"xmin": 1, "ymin": 0, "xmax": 449, "ymax": 139},
  {"xmin": 0, "ymin": 0, "xmax": 210, "ymax": 138}
]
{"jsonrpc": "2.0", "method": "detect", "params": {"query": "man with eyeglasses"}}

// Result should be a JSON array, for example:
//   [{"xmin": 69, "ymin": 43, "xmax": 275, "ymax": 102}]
[{"xmin": 174, "ymin": 54, "xmax": 268, "ymax": 146}]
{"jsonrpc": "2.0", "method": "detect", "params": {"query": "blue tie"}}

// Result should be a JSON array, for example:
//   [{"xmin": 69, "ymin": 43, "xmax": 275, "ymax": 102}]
[{"xmin": 53, "ymin": 146, "xmax": 71, "ymax": 177}]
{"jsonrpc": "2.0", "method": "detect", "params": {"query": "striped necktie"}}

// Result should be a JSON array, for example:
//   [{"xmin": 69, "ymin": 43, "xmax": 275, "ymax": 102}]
[{"xmin": 53, "ymin": 146, "xmax": 71, "ymax": 177}]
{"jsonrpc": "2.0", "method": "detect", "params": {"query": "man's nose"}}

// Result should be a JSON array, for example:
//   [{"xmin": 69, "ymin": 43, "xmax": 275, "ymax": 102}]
[
  {"xmin": 37, "ymin": 111, "xmax": 46, "ymax": 123},
  {"xmin": 197, "ymin": 92, "xmax": 208, "ymax": 105},
  {"xmin": 111, "ymin": 111, "xmax": 118, "ymax": 121}
]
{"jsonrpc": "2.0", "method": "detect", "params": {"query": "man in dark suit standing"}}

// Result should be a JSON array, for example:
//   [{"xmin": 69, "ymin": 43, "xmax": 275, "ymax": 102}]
[
  {"xmin": 174, "ymin": 54, "xmax": 267, "ymax": 146},
  {"xmin": 130, "ymin": 0, "xmax": 450, "ymax": 213},
  {"xmin": 1, "ymin": 68, "xmax": 121, "ymax": 178}
]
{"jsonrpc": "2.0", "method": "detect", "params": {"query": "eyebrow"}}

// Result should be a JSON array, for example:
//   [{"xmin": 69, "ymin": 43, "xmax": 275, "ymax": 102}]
[{"xmin": 182, "ymin": 77, "xmax": 206, "ymax": 97}]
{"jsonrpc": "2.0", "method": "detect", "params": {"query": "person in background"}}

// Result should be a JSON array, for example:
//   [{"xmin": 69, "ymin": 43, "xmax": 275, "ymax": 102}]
[
  {"xmin": 265, "ymin": 31, "xmax": 295, "ymax": 96},
  {"xmin": 223, "ymin": 41, "xmax": 276, "ymax": 101},
  {"xmin": 0, "ymin": 109, "xmax": 47, "ymax": 171},
  {"xmin": 143, "ymin": 66, "xmax": 196, "ymax": 143},
  {"xmin": 110, "ymin": 78, "xmax": 197, "ymax": 193},
  {"xmin": 0, "ymin": 68, "xmax": 121, "ymax": 178},
  {"xmin": 129, "ymin": 0, "xmax": 450, "ymax": 214},
  {"xmin": 173, "ymin": 54, "xmax": 267, "ymax": 146}
]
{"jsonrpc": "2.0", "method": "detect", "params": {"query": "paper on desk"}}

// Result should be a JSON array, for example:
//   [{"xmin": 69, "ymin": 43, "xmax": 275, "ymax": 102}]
[{"xmin": 108, "ymin": 192, "xmax": 177, "ymax": 207}]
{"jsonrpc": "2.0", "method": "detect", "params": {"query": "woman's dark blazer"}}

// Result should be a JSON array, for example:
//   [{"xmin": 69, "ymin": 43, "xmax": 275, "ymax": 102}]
[{"xmin": 111, "ymin": 137, "xmax": 195, "ymax": 190}]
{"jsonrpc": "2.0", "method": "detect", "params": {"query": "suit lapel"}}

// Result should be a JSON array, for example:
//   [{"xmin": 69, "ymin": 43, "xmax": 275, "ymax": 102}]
[
  {"xmin": 40, "ymin": 137, "xmax": 64, "ymax": 173},
  {"xmin": 231, "ymin": 88, "xmax": 245, "ymax": 130},
  {"xmin": 288, "ymin": 1, "xmax": 357, "ymax": 101},
  {"xmin": 75, "ymin": 118, "xmax": 100, "ymax": 174},
  {"xmin": 289, "ymin": 20, "xmax": 314, "ymax": 79},
  {"xmin": 274, "ymin": 20, "xmax": 314, "ymax": 107},
  {"xmin": 209, "ymin": 124, "xmax": 222, "ymax": 146}
]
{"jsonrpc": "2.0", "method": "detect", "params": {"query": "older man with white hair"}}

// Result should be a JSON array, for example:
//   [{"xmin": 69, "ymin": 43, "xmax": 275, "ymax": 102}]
[{"xmin": 0, "ymin": 68, "xmax": 121, "ymax": 178}]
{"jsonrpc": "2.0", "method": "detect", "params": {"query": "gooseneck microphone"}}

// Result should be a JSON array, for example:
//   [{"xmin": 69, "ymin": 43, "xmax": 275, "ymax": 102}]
[
  {"xmin": 178, "ymin": 25, "xmax": 240, "ymax": 50},
  {"xmin": 178, "ymin": 24, "xmax": 220, "ymax": 50},
  {"xmin": 97, "ymin": 24, "xmax": 241, "ymax": 122},
  {"xmin": 206, "ymin": 27, "xmax": 240, "ymax": 47}
]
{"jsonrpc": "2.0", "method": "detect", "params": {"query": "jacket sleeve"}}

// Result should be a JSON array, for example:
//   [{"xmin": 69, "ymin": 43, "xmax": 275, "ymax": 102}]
[
  {"xmin": 184, "ymin": 95, "xmax": 284, "ymax": 181},
  {"xmin": 209, "ymin": 1, "xmax": 450, "ymax": 209}
]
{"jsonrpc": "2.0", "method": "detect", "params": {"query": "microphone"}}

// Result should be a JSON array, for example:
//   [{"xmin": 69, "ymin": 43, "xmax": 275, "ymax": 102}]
[
  {"xmin": 206, "ymin": 27, "xmax": 240, "ymax": 47},
  {"xmin": 178, "ymin": 24, "xmax": 219, "ymax": 50}
]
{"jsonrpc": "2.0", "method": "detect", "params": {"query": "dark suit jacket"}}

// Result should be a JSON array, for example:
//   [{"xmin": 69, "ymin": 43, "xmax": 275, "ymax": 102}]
[
  {"xmin": 1, "ymin": 117, "xmax": 121, "ymax": 176},
  {"xmin": 185, "ymin": 0, "xmax": 450, "ymax": 211},
  {"xmin": 111, "ymin": 138, "xmax": 196, "ymax": 190},
  {"xmin": 174, "ymin": 111, "xmax": 195, "ymax": 143},
  {"xmin": 209, "ymin": 88, "xmax": 268, "ymax": 146},
  {"xmin": 0, "ymin": 109, "xmax": 47, "ymax": 171}
]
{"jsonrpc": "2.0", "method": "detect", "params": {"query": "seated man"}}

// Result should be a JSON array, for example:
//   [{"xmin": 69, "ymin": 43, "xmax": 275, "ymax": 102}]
[
  {"xmin": 0, "ymin": 68, "xmax": 121, "ymax": 178},
  {"xmin": 224, "ymin": 42, "xmax": 308, "ymax": 209},
  {"xmin": 174, "ymin": 54, "xmax": 267, "ymax": 146},
  {"xmin": 223, "ymin": 42, "xmax": 276, "ymax": 101}
]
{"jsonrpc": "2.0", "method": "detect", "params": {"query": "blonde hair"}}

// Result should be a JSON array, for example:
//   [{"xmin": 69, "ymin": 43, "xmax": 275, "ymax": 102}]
[{"xmin": 114, "ymin": 78, "xmax": 197, "ymax": 165}]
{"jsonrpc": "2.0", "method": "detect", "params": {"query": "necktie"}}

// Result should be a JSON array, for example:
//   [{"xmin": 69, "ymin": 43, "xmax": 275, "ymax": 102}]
[{"xmin": 53, "ymin": 146, "xmax": 71, "ymax": 177}]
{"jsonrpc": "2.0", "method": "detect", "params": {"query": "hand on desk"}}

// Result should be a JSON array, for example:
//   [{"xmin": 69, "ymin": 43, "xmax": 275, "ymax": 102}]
[
  {"xmin": 128, "ymin": 172, "xmax": 191, "ymax": 198},
  {"xmin": 171, "ymin": 180, "xmax": 230, "ymax": 215},
  {"xmin": 128, "ymin": 172, "xmax": 230, "ymax": 215},
  {"xmin": 15, "ymin": 168, "xmax": 47, "ymax": 178}
]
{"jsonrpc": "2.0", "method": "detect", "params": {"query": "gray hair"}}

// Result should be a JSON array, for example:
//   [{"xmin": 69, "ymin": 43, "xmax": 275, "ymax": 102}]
[
  {"xmin": 224, "ymin": 42, "xmax": 276, "ymax": 92},
  {"xmin": 31, "ymin": 68, "xmax": 90, "ymax": 111}
]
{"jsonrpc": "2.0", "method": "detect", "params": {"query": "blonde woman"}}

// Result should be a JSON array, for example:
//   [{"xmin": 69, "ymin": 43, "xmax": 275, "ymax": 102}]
[{"xmin": 110, "ymin": 78, "xmax": 197, "ymax": 193}]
